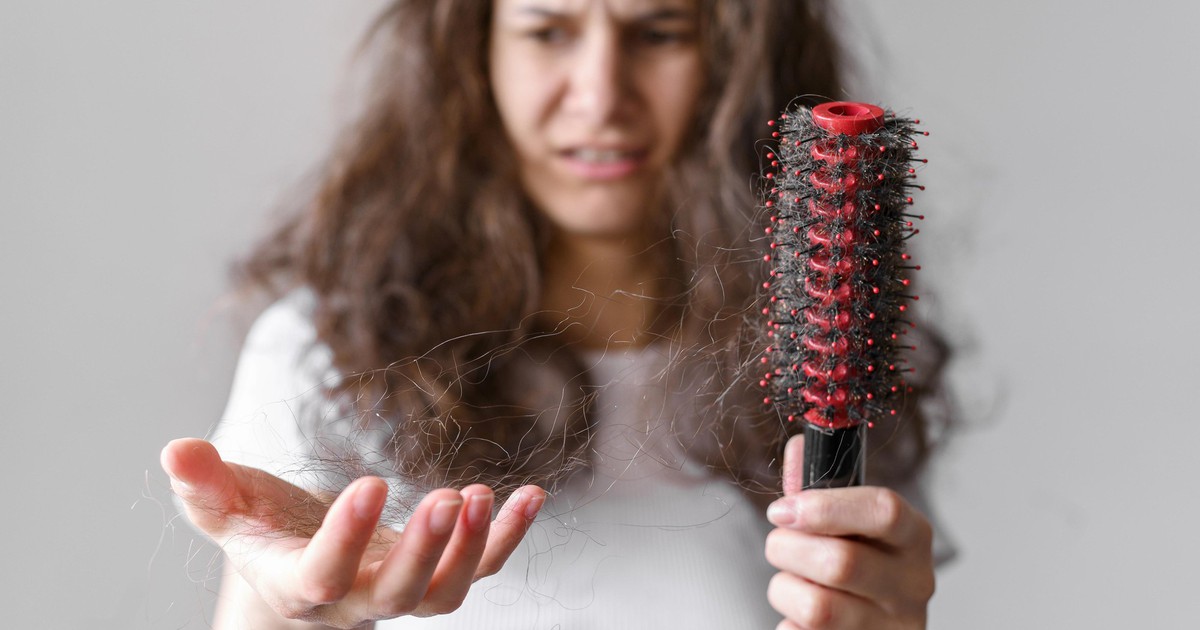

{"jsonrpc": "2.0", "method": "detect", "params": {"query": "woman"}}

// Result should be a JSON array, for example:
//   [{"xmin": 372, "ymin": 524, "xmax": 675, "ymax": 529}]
[{"xmin": 162, "ymin": 1, "xmax": 942, "ymax": 628}]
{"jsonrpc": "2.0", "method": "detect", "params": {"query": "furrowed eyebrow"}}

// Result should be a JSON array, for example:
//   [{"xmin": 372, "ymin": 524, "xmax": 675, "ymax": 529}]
[
  {"xmin": 511, "ymin": 4, "xmax": 696, "ymax": 22},
  {"xmin": 632, "ymin": 8, "xmax": 695, "ymax": 23}
]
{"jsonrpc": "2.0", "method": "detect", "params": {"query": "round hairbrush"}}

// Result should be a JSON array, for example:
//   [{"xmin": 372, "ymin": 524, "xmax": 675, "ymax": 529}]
[{"xmin": 759, "ymin": 101, "xmax": 926, "ymax": 489}]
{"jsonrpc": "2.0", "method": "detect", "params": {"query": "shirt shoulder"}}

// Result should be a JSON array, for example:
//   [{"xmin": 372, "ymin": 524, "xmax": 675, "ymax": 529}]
[{"xmin": 209, "ymin": 289, "xmax": 349, "ymax": 493}]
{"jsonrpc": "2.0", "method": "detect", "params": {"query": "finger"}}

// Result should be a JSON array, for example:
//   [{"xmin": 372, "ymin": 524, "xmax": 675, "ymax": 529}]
[
  {"xmin": 767, "ymin": 486, "xmax": 931, "ymax": 549},
  {"xmin": 293, "ymin": 477, "xmax": 388, "ymax": 604},
  {"xmin": 161, "ymin": 438, "xmax": 246, "ymax": 533},
  {"xmin": 367, "ymin": 489, "xmax": 463, "ymax": 618},
  {"xmin": 782, "ymin": 434, "xmax": 805, "ymax": 496},
  {"xmin": 162, "ymin": 438, "xmax": 323, "ymax": 537},
  {"xmin": 475, "ymin": 485, "xmax": 545, "ymax": 579},
  {"xmin": 420, "ymin": 485, "xmax": 495, "ymax": 613},
  {"xmin": 767, "ymin": 572, "xmax": 882, "ymax": 630},
  {"xmin": 765, "ymin": 528, "xmax": 898, "ymax": 601}
]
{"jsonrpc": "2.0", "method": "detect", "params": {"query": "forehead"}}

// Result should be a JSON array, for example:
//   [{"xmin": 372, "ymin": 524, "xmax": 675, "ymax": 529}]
[{"xmin": 493, "ymin": 0, "xmax": 697, "ymax": 18}]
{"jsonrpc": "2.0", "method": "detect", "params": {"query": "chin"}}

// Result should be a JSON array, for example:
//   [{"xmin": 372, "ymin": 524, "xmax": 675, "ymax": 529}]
[{"xmin": 541, "ymin": 185, "xmax": 660, "ymax": 241}]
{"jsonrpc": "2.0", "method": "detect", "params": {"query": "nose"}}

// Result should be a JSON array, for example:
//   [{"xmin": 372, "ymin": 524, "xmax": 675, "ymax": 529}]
[{"xmin": 565, "ymin": 29, "xmax": 627, "ymax": 126}]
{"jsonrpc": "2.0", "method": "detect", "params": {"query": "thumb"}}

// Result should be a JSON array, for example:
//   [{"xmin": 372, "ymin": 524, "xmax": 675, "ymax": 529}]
[
  {"xmin": 161, "ymin": 438, "xmax": 245, "ymax": 532},
  {"xmin": 782, "ymin": 434, "xmax": 805, "ymax": 496}
]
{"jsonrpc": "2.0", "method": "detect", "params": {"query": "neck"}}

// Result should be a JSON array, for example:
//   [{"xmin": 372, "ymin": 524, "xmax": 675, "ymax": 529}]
[{"xmin": 541, "ymin": 231, "xmax": 670, "ymax": 350}]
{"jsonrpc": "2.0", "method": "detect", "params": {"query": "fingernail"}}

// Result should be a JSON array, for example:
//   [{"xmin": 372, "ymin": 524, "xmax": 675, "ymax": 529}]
[
  {"xmin": 767, "ymin": 501, "xmax": 796, "ymax": 527},
  {"xmin": 523, "ymin": 492, "xmax": 545, "ymax": 520},
  {"xmin": 466, "ymin": 494, "xmax": 493, "ymax": 532},
  {"xmin": 352, "ymin": 481, "xmax": 381, "ymax": 520},
  {"xmin": 429, "ymin": 499, "xmax": 462, "ymax": 536}
]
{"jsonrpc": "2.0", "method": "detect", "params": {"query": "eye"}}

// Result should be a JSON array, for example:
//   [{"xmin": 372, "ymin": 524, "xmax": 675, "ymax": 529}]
[
  {"xmin": 638, "ymin": 29, "xmax": 679, "ymax": 45},
  {"xmin": 526, "ymin": 25, "xmax": 571, "ymax": 45},
  {"xmin": 632, "ymin": 26, "xmax": 694, "ymax": 47}
]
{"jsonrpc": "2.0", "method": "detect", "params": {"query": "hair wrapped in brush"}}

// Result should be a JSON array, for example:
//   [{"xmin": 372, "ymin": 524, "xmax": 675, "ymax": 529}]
[{"xmin": 760, "ymin": 101, "xmax": 927, "ymax": 489}]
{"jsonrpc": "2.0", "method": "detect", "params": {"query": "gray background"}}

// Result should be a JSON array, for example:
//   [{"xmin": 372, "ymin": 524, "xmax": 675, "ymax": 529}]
[{"xmin": 2, "ymin": 1, "xmax": 1197, "ymax": 628}]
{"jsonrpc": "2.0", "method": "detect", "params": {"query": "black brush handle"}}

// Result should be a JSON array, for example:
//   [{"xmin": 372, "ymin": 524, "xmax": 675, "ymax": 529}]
[{"xmin": 802, "ymin": 423, "xmax": 865, "ymax": 489}]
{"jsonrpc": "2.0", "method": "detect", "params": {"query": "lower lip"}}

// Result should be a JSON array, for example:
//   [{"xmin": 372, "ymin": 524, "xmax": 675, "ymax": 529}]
[{"xmin": 559, "ymin": 152, "xmax": 645, "ymax": 181}]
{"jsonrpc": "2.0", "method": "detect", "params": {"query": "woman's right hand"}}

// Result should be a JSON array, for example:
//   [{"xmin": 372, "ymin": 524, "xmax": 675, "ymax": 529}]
[{"xmin": 161, "ymin": 438, "xmax": 545, "ymax": 629}]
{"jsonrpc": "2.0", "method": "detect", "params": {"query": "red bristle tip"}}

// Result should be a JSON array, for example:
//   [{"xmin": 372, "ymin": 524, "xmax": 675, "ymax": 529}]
[
  {"xmin": 867, "ymin": 422, "xmax": 875, "ymax": 429},
  {"xmin": 767, "ymin": 120, "xmax": 776, "ymax": 126},
  {"xmin": 767, "ymin": 152, "xmax": 775, "ymax": 159}
]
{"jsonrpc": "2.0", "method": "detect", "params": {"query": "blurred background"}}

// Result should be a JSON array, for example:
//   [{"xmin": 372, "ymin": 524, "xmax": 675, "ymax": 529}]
[{"xmin": 2, "ymin": 1, "xmax": 1197, "ymax": 627}]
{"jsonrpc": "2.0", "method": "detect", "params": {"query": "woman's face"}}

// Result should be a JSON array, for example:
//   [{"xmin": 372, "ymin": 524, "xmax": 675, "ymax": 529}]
[{"xmin": 489, "ymin": 0, "xmax": 704, "ymax": 241}]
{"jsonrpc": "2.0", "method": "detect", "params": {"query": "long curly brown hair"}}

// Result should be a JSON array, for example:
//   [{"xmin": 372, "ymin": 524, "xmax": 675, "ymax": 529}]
[{"xmin": 238, "ymin": 0, "xmax": 948, "ymax": 501}]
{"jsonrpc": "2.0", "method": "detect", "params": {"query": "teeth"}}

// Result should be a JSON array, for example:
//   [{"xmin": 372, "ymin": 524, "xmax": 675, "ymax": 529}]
[{"xmin": 572, "ymin": 149, "xmax": 633, "ymax": 163}]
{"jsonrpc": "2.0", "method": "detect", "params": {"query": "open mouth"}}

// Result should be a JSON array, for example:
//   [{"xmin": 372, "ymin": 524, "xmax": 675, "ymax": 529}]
[{"xmin": 559, "ymin": 147, "xmax": 647, "ymax": 180}]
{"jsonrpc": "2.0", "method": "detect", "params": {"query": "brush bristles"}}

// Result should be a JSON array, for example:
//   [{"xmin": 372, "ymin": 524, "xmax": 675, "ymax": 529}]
[{"xmin": 759, "ymin": 104, "xmax": 925, "ymax": 430}]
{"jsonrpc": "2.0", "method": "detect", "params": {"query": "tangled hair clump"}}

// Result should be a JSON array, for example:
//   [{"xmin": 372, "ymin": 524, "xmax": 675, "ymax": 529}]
[{"xmin": 237, "ymin": 0, "xmax": 946, "ymax": 502}]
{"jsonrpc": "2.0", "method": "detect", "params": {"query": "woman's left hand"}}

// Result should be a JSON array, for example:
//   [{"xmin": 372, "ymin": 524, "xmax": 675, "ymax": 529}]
[{"xmin": 764, "ymin": 435, "xmax": 935, "ymax": 630}]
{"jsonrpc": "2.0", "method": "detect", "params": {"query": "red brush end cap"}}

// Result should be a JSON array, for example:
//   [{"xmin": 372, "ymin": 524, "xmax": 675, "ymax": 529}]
[{"xmin": 811, "ymin": 102, "xmax": 885, "ymax": 135}]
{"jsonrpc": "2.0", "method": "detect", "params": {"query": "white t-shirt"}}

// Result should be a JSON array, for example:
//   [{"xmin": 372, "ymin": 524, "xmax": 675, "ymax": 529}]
[{"xmin": 212, "ymin": 292, "xmax": 783, "ymax": 629}]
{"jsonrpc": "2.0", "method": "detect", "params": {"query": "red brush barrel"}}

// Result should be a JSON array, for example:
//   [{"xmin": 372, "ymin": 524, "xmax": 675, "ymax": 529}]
[{"xmin": 800, "ymin": 102, "xmax": 885, "ymax": 430}]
